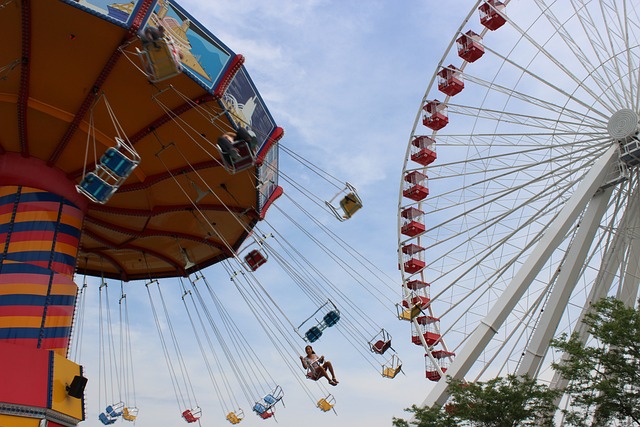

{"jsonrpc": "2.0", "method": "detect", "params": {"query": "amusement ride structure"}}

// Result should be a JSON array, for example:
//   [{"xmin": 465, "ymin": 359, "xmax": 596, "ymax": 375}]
[
  {"xmin": 0, "ymin": 1, "xmax": 402, "ymax": 426},
  {"xmin": 398, "ymin": 0, "xmax": 640, "ymax": 413}
]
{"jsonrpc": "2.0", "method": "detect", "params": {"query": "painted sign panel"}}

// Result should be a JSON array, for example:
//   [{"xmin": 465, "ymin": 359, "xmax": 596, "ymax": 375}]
[
  {"xmin": 64, "ymin": 0, "xmax": 142, "ymax": 25},
  {"xmin": 149, "ymin": 0, "xmax": 234, "ymax": 89},
  {"xmin": 220, "ymin": 68, "xmax": 277, "ymax": 150},
  {"xmin": 257, "ymin": 144, "xmax": 279, "ymax": 213},
  {"xmin": 65, "ymin": 0, "xmax": 234, "ymax": 90},
  {"xmin": 218, "ymin": 67, "xmax": 279, "ymax": 212}
]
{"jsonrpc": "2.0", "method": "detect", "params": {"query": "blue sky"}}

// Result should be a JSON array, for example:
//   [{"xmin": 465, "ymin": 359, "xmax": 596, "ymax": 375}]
[{"xmin": 74, "ymin": 1, "xmax": 474, "ymax": 427}]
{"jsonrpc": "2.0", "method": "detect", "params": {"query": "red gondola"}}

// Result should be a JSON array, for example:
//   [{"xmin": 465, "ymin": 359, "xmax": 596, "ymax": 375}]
[
  {"xmin": 437, "ymin": 65, "xmax": 464, "ymax": 96},
  {"xmin": 422, "ymin": 100, "xmax": 449, "ymax": 131},
  {"xmin": 181, "ymin": 407, "xmax": 201, "ymax": 423},
  {"xmin": 402, "ymin": 279, "xmax": 431, "ymax": 308},
  {"xmin": 400, "ymin": 243, "xmax": 426, "ymax": 274},
  {"xmin": 425, "ymin": 350, "xmax": 455, "ymax": 381},
  {"xmin": 401, "ymin": 207, "xmax": 425, "ymax": 237},
  {"xmin": 403, "ymin": 171, "xmax": 429, "ymax": 201},
  {"xmin": 405, "ymin": 279, "xmax": 431, "ymax": 308},
  {"xmin": 410, "ymin": 135, "xmax": 437, "ymax": 166},
  {"xmin": 479, "ymin": 0, "xmax": 507, "ymax": 31},
  {"xmin": 457, "ymin": 30, "xmax": 485, "ymax": 63},
  {"xmin": 411, "ymin": 316, "xmax": 441, "ymax": 346}
]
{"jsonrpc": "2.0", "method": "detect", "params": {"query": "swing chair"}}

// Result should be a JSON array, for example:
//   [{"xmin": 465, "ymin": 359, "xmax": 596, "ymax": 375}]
[
  {"xmin": 122, "ymin": 406, "xmax": 139, "ymax": 422},
  {"xmin": 252, "ymin": 385, "xmax": 284, "ymax": 419},
  {"xmin": 136, "ymin": 28, "xmax": 183, "ymax": 83},
  {"xmin": 146, "ymin": 277, "xmax": 203, "ymax": 425},
  {"xmin": 396, "ymin": 296, "xmax": 422, "ymax": 321},
  {"xmin": 76, "ymin": 95, "xmax": 141, "ymax": 204},
  {"xmin": 226, "ymin": 409, "xmax": 244, "ymax": 425},
  {"xmin": 237, "ymin": 233, "xmax": 272, "ymax": 272},
  {"xmin": 217, "ymin": 127, "xmax": 259, "ymax": 174},
  {"xmin": 316, "ymin": 394, "xmax": 337, "ymax": 414},
  {"xmin": 295, "ymin": 300, "xmax": 341, "ymax": 343},
  {"xmin": 368, "ymin": 329, "xmax": 394, "ymax": 355},
  {"xmin": 382, "ymin": 354, "xmax": 403, "ymax": 379},
  {"xmin": 325, "ymin": 182, "xmax": 363, "ymax": 221},
  {"xmin": 99, "ymin": 402, "xmax": 124, "ymax": 425},
  {"xmin": 77, "ymin": 137, "xmax": 141, "ymax": 204},
  {"xmin": 182, "ymin": 406, "xmax": 202, "ymax": 423}
]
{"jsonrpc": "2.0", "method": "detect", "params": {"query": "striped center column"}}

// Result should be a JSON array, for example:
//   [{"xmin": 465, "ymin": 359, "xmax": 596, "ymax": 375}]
[{"xmin": 0, "ymin": 185, "xmax": 84, "ymax": 356}]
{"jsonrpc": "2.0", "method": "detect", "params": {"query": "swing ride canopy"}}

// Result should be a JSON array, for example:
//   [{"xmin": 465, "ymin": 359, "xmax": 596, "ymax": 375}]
[{"xmin": 0, "ymin": 0, "xmax": 283, "ymax": 281}]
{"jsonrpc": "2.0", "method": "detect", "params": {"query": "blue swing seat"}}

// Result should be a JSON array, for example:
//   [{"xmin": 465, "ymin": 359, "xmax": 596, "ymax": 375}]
[
  {"xmin": 99, "ymin": 413, "xmax": 117, "ymax": 425},
  {"xmin": 105, "ymin": 404, "xmax": 122, "ymax": 418},
  {"xmin": 100, "ymin": 147, "xmax": 137, "ymax": 178},
  {"xmin": 253, "ymin": 402, "xmax": 267, "ymax": 414},
  {"xmin": 305, "ymin": 326, "xmax": 323, "ymax": 343},
  {"xmin": 77, "ymin": 172, "xmax": 116, "ymax": 204},
  {"xmin": 323, "ymin": 310, "xmax": 340, "ymax": 327}
]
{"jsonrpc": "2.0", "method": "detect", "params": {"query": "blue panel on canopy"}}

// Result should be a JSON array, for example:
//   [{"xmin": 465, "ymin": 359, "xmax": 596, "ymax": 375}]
[
  {"xmin": 59, "ymin": 0, "xmax": 145, "ymax": 26},
  {"xmin": 146, "ymin": 0, "xmax": 235, "ymax": 89}
]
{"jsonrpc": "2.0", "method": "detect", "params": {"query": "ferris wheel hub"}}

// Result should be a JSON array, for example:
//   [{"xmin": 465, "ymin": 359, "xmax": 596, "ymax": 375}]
[{"xmin": 608, "ymin": 109, "xmax": 640, "ymax": 142}]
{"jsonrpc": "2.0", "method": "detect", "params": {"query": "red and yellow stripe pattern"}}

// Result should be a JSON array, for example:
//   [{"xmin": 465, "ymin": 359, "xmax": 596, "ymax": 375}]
[{"xmin": 0, "ymin": 186, "xmax": 84, "ymax": 355}]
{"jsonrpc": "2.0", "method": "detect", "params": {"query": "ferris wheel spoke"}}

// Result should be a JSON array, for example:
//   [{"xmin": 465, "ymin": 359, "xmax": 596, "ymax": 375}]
[
  {"xmin": 447, "ymin": 103, "xmax": 607, "ymax": 133},
  {"xmin": 596, "ymin": 0, "xmax": 638, "ymax": 107},
  {"xmin": 428, "ymin": 172, "xmax": 583, "ymax": 308},
  {"xmin": 479, "ymin": 30, "xmax": 614, "ymax": 116},
  {"xmin": 569, "ymin": 0, "xmax": 640, "ymax": 110},
  {"xmin": 427, "ymin": 169, "xmax": 584, "ymax": 290},
  {"xmin": 534, "ymin": 0, "xmax": 618, "ymax": 107},
  {"xmin": 430, "ymin": 132, "xmax": 607, "ymax": 148},
  {"xmin": 424, "ymin": 142, "xmax": 607, "ymax": 217},
  {"xmin": 460, "ymin": 71, "xmax": 608, "ymax": 127}
]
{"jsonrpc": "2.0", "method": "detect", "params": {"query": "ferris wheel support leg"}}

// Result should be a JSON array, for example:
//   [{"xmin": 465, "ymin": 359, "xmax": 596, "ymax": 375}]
[
  {"xmin": 616, "ymin": 202, "xmax": 640, "ymax": 308},
  {"xmin": 548, "ymin": 182, "xmax": 640, "ymax": 394},
  {"xmin": 516, "ymin": 184, "xmax": 614, "ymax": 379},
  {"xmin": 421, "ymin": 145, "xmax": 620, "ymax": 408}
]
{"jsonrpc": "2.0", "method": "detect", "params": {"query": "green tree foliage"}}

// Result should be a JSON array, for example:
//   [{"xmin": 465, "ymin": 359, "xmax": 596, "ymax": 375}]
[
  {"xmin": 551, "ymin": 297, "xmax": 640, "ymax": 426},
  {"xmin": 392, "ymin": 297, "xmax": 640, "ymax": 426},
  {"xmin": 392, "ymin": 375, "xmax": 560, "ymax": 427}
]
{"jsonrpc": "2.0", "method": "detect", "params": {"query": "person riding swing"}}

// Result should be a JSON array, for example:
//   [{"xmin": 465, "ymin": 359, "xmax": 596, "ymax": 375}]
[
  {"xmin": 299, "ymin": 345, "xmax": 339, "ymax": 386},
  {"xmin": 216, "ymin": 127, "xmax": 259, "ymax": 167}
]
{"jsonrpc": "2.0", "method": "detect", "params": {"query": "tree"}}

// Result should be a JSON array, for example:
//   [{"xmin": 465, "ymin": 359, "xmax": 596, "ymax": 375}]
[
  {"xmin": 551, "ymin": 297, "xmax": 640, "ymax": 426},
  {"xmin": 392, "ymin": 375, "xmax": 559, "ymax": 427}
]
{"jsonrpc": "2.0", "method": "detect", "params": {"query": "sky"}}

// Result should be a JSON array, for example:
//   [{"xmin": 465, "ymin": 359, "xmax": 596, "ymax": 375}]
[{"xmin": 73, "ymin": 1, "xmax": 476, "ymax": 427}]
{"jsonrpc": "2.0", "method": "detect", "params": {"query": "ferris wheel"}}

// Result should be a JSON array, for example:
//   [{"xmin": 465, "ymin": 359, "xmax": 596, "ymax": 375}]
[{"xmin": 398, "ymin": 0, "xmax": 640, "ymax": 407}]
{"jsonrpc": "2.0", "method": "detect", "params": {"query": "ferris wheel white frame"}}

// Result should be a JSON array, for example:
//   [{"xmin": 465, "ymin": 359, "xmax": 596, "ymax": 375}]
[{"xmin": 397, "ymin": 0, "xmax": 640, "ymax": 408}]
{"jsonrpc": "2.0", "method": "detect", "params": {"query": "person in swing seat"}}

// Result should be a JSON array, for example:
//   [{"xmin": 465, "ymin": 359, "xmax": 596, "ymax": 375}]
[
  {"xmin": 140, "ymin": 25, "xmax": 165, "ymax": 49},
  {"xmin": 300, "ymin": 345, "xmax": 339, "ymax": 386},
  {"xmin": 216, "ymin": 127, "xmax": 259, "ymax": 166}
]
